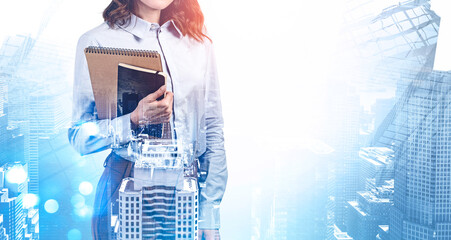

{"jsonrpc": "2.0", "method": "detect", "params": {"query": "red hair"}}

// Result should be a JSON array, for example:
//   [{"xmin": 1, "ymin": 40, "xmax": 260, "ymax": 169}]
[{"xmin": 103, "ymin": 0, "xmax": 211, "ymax": 42}]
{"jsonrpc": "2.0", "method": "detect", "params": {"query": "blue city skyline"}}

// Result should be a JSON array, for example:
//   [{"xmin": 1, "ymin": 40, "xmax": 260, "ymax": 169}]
[{"xmin": 1, "ymin": 0, "xmax": 451, "ymax": 239}]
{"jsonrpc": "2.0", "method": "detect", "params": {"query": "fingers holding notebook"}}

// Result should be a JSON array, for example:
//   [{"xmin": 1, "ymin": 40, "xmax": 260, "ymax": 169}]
[
  {"xmin": 143, "ymin": 85, "xmax": 166, "ymax": 102},
  {"xmin": 130, "ymin": 87, "xmax": 173, "ymax": 125}
]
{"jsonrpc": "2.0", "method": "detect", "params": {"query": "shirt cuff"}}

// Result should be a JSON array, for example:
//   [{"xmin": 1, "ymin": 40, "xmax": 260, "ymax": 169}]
[
  {"xmin": 198, "ymin": 202, "xmax": 221, "ymax": 230},
  {"xmin": 110, "ymin": 113, "xmax": 133, "ymax": 145}
]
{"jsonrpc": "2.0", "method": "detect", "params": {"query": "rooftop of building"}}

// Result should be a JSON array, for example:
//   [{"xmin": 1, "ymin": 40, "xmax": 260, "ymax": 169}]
[
  {"xmin": 358, "ymin": 191, "xmax": 391, "ymax": 204},
  {"xmin": 118, "ymin": 178, "xmax": 140, "ymax": 194},
  {"xmin": 131, "ymin": 139, "xmax": 187, "ymax": 169},
  {"xmin": 119, "ymin": 177, "xmax": 197, "ymax": 194},
  {"xmin": 334, "ymin": 233, "xmax": 354, "ymax": 240},
  {"xmin": 359, "ymin": 147, "xmax": 394, "ymax": 165},
  {"xmin": 333, "ymin": 225, "xmax": 354, "ymax": 240},
  {"xmin": 379, "ymin": 225, "xmax": 389, "ymax": 233},
  {"xmin": 179, "ymin": 178, "xmax": 198, "ymax": 193},
  {"xmin": 348, "ymin": 201, "xmax": 367, "ymax": 217}
]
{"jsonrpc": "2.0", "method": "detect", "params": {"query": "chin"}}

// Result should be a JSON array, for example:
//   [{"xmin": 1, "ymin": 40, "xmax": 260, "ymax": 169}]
[{"xmin": 139, "ymin": 0, "xmax": 175, "ymax": 10}]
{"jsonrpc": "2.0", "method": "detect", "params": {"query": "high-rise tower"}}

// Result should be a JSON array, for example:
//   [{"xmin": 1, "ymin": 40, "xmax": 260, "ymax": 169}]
[
  {"xmin": 114, "ymin": 139, "xmax": 199, "ymax": 240},
  {"xmin": 390, "ymin": 71, "xmax": 451, "ymax": 239}
]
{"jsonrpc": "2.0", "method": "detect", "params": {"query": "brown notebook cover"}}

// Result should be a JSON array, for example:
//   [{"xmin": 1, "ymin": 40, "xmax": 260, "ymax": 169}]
[{"xmin": 84, "ymin": 46, "xmax": 163, "ymax": 119}]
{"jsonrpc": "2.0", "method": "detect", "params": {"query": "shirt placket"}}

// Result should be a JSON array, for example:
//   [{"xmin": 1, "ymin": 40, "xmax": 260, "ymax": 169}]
[{"xmin": 156, "ymin": 27, "xmax": 177, "ymax": 143}]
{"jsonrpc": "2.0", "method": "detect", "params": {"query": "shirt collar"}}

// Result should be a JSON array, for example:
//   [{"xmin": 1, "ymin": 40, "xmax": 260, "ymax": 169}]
[{"xmin": 117, "ymin": 13, "xmax": 183, "ymax": 39}]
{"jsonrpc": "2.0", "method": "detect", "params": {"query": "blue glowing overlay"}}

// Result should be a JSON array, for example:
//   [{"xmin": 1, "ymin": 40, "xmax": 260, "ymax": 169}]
[{"xmin": 1, "ymin": 0, "xmax": 451, "ymax": 239}]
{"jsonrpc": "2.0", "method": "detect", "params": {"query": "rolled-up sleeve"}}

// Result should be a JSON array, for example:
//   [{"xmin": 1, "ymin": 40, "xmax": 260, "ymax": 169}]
[
  {"xmin": 198, "ymin": 41, "xmax": 228, "ymax": 230},
  {"xmin": 68, "ymin": 34, "xmax": 133, "ymax": 156}
]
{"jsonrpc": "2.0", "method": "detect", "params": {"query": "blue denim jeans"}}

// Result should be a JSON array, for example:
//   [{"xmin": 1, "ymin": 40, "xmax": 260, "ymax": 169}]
[{"xmin": 91, "ymin": 152, "xmax": 134, "ymax": 240}]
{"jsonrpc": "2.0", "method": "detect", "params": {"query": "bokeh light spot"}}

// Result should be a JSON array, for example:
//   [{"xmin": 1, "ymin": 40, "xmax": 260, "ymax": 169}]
[
  {"xmin": 5, "ymin": 165, "xmax": 27, "ymax": 184},
  {"xmin": 44, "ymin": 199, "xmax": 59, "ymax": 214},
  {"xmin": 23, "ymin": 194, "xmax": 39, "ymax": 208},
  {"xmin": 70, "ymin": 194, "xmax": 85, "ymax": 209},
  {"xmin": 74, "ymin": 206, "xmax": 93, "ymax": 218},
  {"xmin": 67, "ymin": 228, "xmax": 82, "ymax": 240},
  {"xmin": 78, "ymin": 181, "xmax": 93, "ymax": 196}
]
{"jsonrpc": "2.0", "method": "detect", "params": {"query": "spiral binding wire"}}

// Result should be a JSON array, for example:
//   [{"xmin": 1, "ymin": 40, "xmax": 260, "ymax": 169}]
[{"xmin": 84, "ymin": 46, "xmax": 159, "ymax": 58}]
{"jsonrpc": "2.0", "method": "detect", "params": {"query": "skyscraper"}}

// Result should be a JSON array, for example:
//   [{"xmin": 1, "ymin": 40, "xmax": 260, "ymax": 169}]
[
  {"xmin": 390, "ymin": 71, "xmax": 451, "ymax": 239},
  {"xmin": 0, "ymin": 35, "xmax": 72, "ymax": 196},
  {"xmin": 0, "ymin": 159, "xmax": 39, "ymax": 240},
  {"xmin": 324, "ymin": 88, "xmax": 361, "ymax": 231},
  {"xmin": 24, "ymin": 208, "xmax": 39, "ymax": 240},
  {"xmin": 250, "ymin": 142, "xmax": 333, "ymax": 240},
  {"xmin": 346, "ymin": 180, "xmax": 394, "ymax": 240},
  {"xmin": 0, "ymin": 115, "xmax": 6, "ymax": 166},
  {"xmin": 359, "ymin": 147, "xmax": 394, "ymax": 191},
  {"xmin": 0, "ymin": 215, "xmax": 7, "ymax": 240},
  {"xmin": 338, "ymin": 1, "xmax": 443, "ymax": 239},
  {"xmin": 0, "ymin": 34, "xmax": 75, "ymax": 239},
  {"xmin": 344, "ymin": 147, "xmax": 395, "ymax": 240},
  {"xmin": 114, "ymin": 139, "xmax": 198, "ymax": 240},
  {"xmin": 0, "ymin": 187, "xmax": 25, "ymax": 240}
]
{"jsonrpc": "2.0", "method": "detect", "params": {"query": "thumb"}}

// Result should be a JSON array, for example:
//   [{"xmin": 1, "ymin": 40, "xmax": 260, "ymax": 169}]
[{"xmin": 144, "ymin": 85, "xmax": 166, "ymax": 102}]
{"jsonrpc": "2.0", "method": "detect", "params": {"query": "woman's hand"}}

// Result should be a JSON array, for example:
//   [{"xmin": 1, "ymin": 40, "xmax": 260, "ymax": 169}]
[
  {"xmin": 199, "ymin": 229, "xmax": 220, "ymax": 240},
  {"xmin": 130, "ymin": 85, "xmax": 173, "ymax": 125}
]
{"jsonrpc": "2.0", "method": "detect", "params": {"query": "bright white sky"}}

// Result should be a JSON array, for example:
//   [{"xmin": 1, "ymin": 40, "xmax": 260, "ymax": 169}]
[
  {"xmin": 431, "ymin": 0, "xmax": 451, "ymax": 71},
  {"xmin": 0, "ymin": 0, "xmax": 110, "ymax": 47}
]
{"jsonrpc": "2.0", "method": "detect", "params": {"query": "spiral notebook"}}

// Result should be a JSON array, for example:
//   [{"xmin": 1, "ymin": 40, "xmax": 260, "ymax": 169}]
[{"xmin": 84, "ymin": 46, "xmax": 163, "ymax": 119}]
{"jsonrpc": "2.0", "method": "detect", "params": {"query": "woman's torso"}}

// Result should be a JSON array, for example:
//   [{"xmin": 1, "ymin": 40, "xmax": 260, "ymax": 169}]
[{"xmin": 81, "ymin": 14, "xmax": 210, "ymax": 159}]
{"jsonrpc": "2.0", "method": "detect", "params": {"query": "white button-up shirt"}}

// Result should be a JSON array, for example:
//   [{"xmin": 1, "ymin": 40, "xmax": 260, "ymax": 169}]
[{"xmin": 68, "ymin": 14, "xmax": 227, "ymax": 229}]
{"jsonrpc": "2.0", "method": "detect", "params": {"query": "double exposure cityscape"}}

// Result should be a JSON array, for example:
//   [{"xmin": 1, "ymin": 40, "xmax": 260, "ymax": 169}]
[{"xmin": 1, "ymin": 0, "xmax": 451, "ymax": 239}]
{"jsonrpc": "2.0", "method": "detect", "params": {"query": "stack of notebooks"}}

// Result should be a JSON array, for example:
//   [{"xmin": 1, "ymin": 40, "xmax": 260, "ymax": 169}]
[{"xmin": 84, "ymin": 46, "xmax": 170, "ymax": 139}]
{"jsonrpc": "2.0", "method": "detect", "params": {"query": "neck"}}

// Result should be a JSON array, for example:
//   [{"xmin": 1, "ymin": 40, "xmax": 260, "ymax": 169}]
[{"xmin": 132, "ymin": 2, "xmax": 161, "ymax": 24}]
